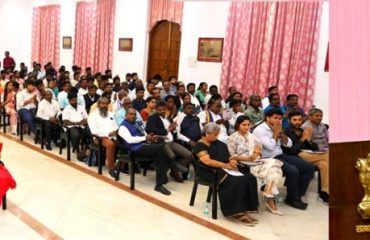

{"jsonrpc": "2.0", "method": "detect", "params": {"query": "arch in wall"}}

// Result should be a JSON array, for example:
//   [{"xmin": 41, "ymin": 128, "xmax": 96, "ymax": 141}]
[{"xmin": 147, "ymin": 20, "xmax": 181, "ymax": 81}]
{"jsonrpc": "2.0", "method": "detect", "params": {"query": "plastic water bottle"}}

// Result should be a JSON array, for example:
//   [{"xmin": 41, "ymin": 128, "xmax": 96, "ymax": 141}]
[
  {"xmin": 187, "ymin": 171, "xmax": 192, "ymax": 180},
  {"xmin": 203, "ymin": 203, "xmax": 209, "ymax": 216},
  {"xmin": 275, "ymin": 193, "xmax": 283, "ymax": 206}
]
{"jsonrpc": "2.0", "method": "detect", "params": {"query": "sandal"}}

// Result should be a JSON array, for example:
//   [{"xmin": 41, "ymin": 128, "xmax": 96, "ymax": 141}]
[{"xmin": 230, "ymin": 214, "xmax": 257, "ymax": 226}]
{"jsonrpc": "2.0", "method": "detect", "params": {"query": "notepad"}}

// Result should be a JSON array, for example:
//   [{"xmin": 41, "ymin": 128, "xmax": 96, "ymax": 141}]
[{"xmin": 222, "ymin": 169, "xmax": 244, "ymax": 176}]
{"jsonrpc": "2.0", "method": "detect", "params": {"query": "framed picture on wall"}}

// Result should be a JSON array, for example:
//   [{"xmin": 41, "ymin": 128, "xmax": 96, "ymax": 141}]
[
  {"xmin": 197, "ymin": 38, "xmax": 224, "ymax": 62},
  {"xmin": 119, "ymin": 38, "xmax": 133, "ymax": 51},
  {"xmin": 63, "ymin": 36, "xmax": 72, "ymax": 49}
]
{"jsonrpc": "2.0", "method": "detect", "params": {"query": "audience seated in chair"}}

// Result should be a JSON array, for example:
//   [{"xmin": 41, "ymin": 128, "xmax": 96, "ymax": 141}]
[
  {"xmin": 253, "ymin": 108, "xmax": 315, "ymax": 210},
  {"xmin": 131, "ymin": 87, "xmax": 147, "ymax": 112},
  {"xmin": 193, "ymin": 123, "xmax": 259, "ymax": 226},
  {"xmin": 115, "ymin": 96, "xmax": 143, "ymax": 127},
  {"xmin": 174, "ymin": 102, "xmax": 202, "ymax": 149},
  {"xmin": 2, "ymin": 81, "xmax": 19, "ymax": 135},
  {"xmin": 244, "ymin": 95, "xmax": 264, "ymax": 128},
  {"xmin": 62, "ymin": 92, "xmax": 91, "ymax": 161},
  {"xmin": 16, "ymin": 80, "xmax": 38, "ymax": 134},
  {"xmin": 302, "ymin": 108, "xmax": 329, "ymax": 152},
  {"xmin": 140, "ymin": 96, "xmax": 156, "ymax": 122},
  {"xmin": 227, "ymin": 115, "xmax": 284, "ymax": 215},
  {"xmin": 198, "ymin": 98, "xmax": 228, "ymax": 143},
  {"xmin": 146, "ymin": 100, "xmax": 191, "ymax": 183},
  {"xmin": 83, "ymin": 85, "xmax": 100, "ymax": 114},
  {"xmin": 223, "ymin": 98, "xmax": 244, "ymax": 135},
  {"xmin": 88, "ymin": 96, "xmax": 118, "ymax": 179},
  {"xmin": 36, "ymin": 90, "xmax": 61, "ymax": 151},
  {"xmin": 118, "ymin": 108, "xmax": 183, "ymax": 195},
  {"xmin": 283, "ymin": 111, "xmax": 329, "ymax": 204},
  {"xmin": 186, "ymin": 83, "xmax": 201, "ymax": 111},
  {"xmin": 261, "ymin": 85, "xmax": 278, "ymax": 110}
]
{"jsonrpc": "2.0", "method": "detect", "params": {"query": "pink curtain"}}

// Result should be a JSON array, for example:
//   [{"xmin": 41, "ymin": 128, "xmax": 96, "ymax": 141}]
[
  {"xmin": 73, "ymin": 1, "xmax": 96, "ymax": 72},
  {"xmin": 31, "ymin": 5, "xmax": 61, "ymax": 67},
  {"xmin": 220, "ymin": 2, "xmax": 322, "ymax": 110},
  {"xmin": 150, "ymin": 0, "xmax": 183, "ymax": 29},
  {"xmin": 93, "ymin": 0, "xmax": 116, "ymax": 73}
]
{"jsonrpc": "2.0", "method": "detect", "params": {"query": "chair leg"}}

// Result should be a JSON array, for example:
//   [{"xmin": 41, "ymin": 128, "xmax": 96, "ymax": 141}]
[
  {"xmin": 212, "ymin": 184, "xmax": 217, "ymax": 219},
  {"xmin": 130, "ymin": 158, "xmax": 135, "ymax": 190},
  {"xmin": 2, "ymin": 194, "xmax": 7, "ymax": 210},
  {"xmin": 97, "ymin": 150, "xmax": 102, "ymax": 175},
  {"xmin": 317, "ymin": 169, "xmax": 322, "ymax": 194},
  {"xmin": 206, "ymin": 187, "xmax": 212, "ymax": 203},
  {"xmin": 59, "ymin": 140, "xmax": 63, "ymax": 155},
  {"xmin": 88, "ymin": 151, "xmax": 93, "ymax": 167},
  {"xmin": 66, "ymin": 139, "xmax": 71, "ymax": 161},
  {"xmin": 2, "ymin": 114, "xmax": 6, "ymax": 133},
  {"xmin": 40, "ymin": 127, "xmax": 44, "ymax": 150},
  {"xmin": 189, "ymin": 181, "xmax": 198, "ymax": 206},
  {"xmin": 20, "ymin": 120, "xmax": 23, "ymax": 141},
  {"xmin": 34, "ymin": 130, "xmax": 38, "ymax": 144}
]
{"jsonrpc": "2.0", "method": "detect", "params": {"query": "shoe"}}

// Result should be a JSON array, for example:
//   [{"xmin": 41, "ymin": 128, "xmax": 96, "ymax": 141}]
[
  {"xmin": 77, "ymin": 152, "xmax": 86, "ymax": 162},
  {"xmin": 172, "ymin": 162, "xmax": 188, "ymax": 173},
  {"xmin": 133, "ymin": 163, "xmax": 141, "ymax": 174},
  {"xmin": 265, "ymin": 202, "xmax": 283, "ymax": 215},
  {"xmin": 109, "ymin": 169, "xmax": 120, "ymax": 180},
  {"xmin": 45, "ymin": 144, "xmax": 52, "ymax": 151},
  {"xmin": 170, "ymin": 171, "xmax": 184, "ymax": 183},
  {"xmin": 154, "ymin": 185, "xmax": 171, "ymax": 195},
  {"xmin": 284, "ymin": 199, "xmax": 307, "ymax": 210},
  {"xmin": 318, "ymin": 192, "xmax": 329, "ymax": 205},
  {"xmin": 119, "ymin": 163, "xmax": 129, "ymax": 175}
]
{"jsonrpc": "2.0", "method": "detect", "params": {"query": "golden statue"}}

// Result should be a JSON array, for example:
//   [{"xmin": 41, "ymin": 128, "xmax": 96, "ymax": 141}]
[{"xmin": 355, "ymin": 154, "xmax": 370, "ymax": 219}]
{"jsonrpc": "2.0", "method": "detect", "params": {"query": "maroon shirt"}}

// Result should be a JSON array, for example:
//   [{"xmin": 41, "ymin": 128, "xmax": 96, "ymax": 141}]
[{"xmin": 3, "ymin": 57, "xmax": 15, "ymax": 69}]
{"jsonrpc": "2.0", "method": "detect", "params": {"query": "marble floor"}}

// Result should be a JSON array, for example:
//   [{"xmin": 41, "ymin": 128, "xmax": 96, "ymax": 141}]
[{"xmin": 0, "ymin": 132, "xmax": 328, "ymax": 240}]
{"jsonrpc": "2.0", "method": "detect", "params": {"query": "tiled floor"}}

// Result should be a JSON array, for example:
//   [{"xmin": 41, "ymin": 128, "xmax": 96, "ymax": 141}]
[{"xmin": 0, "ymin": 133, "xmax": 328, "ymax": 240}]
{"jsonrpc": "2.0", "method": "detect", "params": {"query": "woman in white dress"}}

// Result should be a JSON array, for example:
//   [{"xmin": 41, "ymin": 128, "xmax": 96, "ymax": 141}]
[{"xmin": 227, "ymin": 115, "xmax": 284, "ymax": 215}]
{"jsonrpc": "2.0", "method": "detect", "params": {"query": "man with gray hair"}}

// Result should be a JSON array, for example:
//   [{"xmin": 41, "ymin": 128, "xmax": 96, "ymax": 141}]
[
  {"xmin": 114, "ymin": 96, "xmax": 144, "ymax": 126},
  {"xmin": 302, "ymin": 108, "xmax": 329, "ymax": 152},
  {"xmin": 88, "ymin": 96, "xmax": 118, "ymax": 179}
]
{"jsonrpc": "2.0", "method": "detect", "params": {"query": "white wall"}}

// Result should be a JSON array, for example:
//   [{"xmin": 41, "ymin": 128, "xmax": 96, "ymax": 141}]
[
  {"xmin": 0, "ymin": 0, "xmax": 328, "ymax": 118},
  {"xmin": 178, "ymin": 1, "xmax": 230, "ymax": 87},
  {"xmin": 112, "ymin": 0, "xmax": 149, "ymax": 79},
  {"xmin": 313, "ymin": 2, "xmax": 329, "ymax": 123},
  {"xmin": 0, "ymin": 0, "xmax": 34, "ymax": 66}
]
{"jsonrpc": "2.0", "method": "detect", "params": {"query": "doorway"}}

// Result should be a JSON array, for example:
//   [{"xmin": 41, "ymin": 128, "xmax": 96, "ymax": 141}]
[{"xmin": 147, "ymin": 20, "xmax": 181, "ymax": 81}]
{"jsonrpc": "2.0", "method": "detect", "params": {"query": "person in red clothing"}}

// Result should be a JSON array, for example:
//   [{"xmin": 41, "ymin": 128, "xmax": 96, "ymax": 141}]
[
  {"xmin": 0, "ymin": 143, "xmax": 17, "ymax": 207},
  {"xmin": 3, "ymin": 51, "xmax": 15, "ymax": 71}
]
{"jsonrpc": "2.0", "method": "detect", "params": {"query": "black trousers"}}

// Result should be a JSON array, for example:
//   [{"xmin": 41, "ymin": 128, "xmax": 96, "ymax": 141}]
[
  {"xmin": 275, "ymin": 153, "xmax": 315, "ymax": 201},
  {"xmin": 42, "ymin": 120, "xmax": 60, "ymax": 144},
  {"xmin": 69, "ymin": 127, "xmax": 91, "ymax": 151},
  {"xmin": 135, "ymin": 143, "xmax": 170, "ymax": 186}
]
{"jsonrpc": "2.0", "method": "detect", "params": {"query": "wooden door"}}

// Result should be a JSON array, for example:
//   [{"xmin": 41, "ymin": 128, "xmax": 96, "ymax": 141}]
[{"xmin": 147, "ymin": 21, "xmax": 181, "ymax": 81}]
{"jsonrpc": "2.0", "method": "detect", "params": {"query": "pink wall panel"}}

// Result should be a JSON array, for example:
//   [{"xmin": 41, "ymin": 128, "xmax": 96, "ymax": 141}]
[{"xmin": 330, "ymin": 0, "xmax": 370, "ymax": 143}]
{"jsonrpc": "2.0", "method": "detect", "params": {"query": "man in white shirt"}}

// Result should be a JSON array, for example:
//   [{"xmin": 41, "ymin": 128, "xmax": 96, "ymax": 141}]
[
  {"xmin": 224, "ymin": 98, "xmax": 244, "ymax": 135},
  {"xmin": 16, "ymin": 80, "xmax": 39, "ymax": 134},
  {"xmin": 261, "ymin": 85, "xmax": 278, "ymax": 110},
  {"xmin": 77, "ymin": 77, "xmax": 89, "ymax": 96},
  {"xmin": 253, "ymin": 108, "xmax": 315, "ymax": 210},
  {"xmin": 198, "ymin": 98, "xmax": 228, "ymax": 142},
  {"xmin": 62, "ymin": 92, "xmax": 90, "ymax": 160},
  {"xmin": 88, "ymin": 96, "xmax": 118, "ymax": 178},
  {"xmin": 36, "ymin": 89, "xmax": 61, "ymax": 150}
]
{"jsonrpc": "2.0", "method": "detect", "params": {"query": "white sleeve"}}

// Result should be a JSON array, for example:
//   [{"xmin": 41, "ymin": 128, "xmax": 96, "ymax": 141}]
[
  {"xmin": 16, "ymin": 91, "xmax": 24, "ymax": 109},
  {"xmin": 36, "ymin": 101, "xmax": 48, "ymax": 120},
  {"xmin": 118, "ymin": 125, "xmax": 146, "ymax": 144},
  {"xmin": 253, "ymin": 127, "xmax": 277, "ymax": 151},
  {"xmin": 175, "ymin": 115, "xmax": 190, "ymax": 142},
  {"xmin": 88, "ymin": 114, "xmax": 108, "ymax": 137}
]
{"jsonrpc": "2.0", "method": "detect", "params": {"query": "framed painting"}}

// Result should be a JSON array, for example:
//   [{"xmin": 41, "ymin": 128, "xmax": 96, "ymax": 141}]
[
  {"xmin": 197, "ymin": 38, "xmax": 224, "ymax": 62},
  {"xmin": 63, "ymin": 36, "xmax": 72, "ymax": 49},
  {"xmin": 119, "ymin": 38, "xmax": 133, "ymax": 51}
]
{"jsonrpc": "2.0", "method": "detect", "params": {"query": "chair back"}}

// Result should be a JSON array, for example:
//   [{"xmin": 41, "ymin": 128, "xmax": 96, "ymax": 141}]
[{"xmin": 192, "ymin": 155, "xmax": 218, "ymax": 186}]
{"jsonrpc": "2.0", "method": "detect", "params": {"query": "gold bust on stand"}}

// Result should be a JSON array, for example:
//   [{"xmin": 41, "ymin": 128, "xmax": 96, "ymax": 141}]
[{"xmin": 355, "ymin": 154, "xmax": 370, "ymax": 220}]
